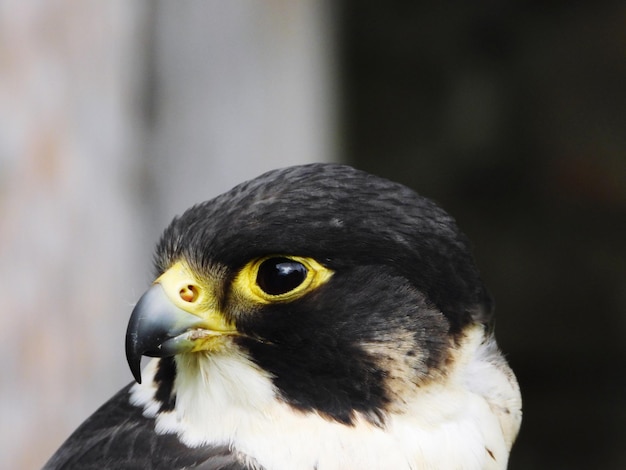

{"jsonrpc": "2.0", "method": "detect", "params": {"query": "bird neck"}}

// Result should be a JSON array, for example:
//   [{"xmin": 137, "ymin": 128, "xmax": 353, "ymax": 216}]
[
  {"xmin": 129, "ymin": 350, "xmax": 281, "ymax": 446},
  {"xmin": 128, "ymin": 326, "xmax": 520, "ymax": 470}
]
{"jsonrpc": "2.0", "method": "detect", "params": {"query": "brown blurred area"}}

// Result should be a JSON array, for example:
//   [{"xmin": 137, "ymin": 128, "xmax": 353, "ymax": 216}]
[{"xmin": 1, "ymin": 1, "xmax": 624, "ymax": 469}]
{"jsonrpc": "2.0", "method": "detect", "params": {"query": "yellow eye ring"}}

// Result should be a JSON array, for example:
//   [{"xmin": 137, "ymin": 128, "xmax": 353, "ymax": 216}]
[{"xmin": 234, "ymin": 255, "xmax": 333, "ymax": 304}]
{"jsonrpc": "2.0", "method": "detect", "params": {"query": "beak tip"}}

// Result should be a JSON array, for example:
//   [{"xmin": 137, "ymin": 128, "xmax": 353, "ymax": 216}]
[
  {"xmin": 132, "ymin": 369, "xmax": 143, "ymax": 385},
  {"xmin": 126, "ymin": 339, "xmax": 143, "ymax": 384}
]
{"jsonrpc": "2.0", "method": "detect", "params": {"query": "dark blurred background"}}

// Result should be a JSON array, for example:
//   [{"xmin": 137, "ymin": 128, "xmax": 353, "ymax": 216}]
[
  {"xmin": 340, "ymin": 2, "xmax": 626, "ymax": 469},
  {"xmin": 1, "ymin": 1, "xmax": 624, "ymax": 468}
]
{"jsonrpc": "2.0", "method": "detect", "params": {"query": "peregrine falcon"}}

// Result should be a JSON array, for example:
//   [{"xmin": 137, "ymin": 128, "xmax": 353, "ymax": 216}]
[{"xmin": 44, "ymin": 163, "xmax": 522, "ymax": 470}]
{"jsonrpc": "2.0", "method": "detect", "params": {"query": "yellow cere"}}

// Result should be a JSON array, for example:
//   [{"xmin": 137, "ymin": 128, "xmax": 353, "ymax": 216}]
[
  {"xmin": 155, "ymin": 260, "xmax": 235, "ymax": 333},
  {"xmin": 234, "ymin": 255, "xmax": 334, "ymax": 304}
]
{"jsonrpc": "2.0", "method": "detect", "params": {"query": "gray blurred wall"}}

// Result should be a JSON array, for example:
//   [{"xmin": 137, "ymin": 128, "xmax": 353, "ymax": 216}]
[{"xmin": 0, "ymin": 2, "xmax": 337, "ymax": 468}]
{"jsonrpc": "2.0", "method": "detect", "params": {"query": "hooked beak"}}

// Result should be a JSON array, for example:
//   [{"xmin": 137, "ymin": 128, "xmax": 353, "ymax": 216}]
[
  {"xmin": 125, "ymin": 284, "xmax": 203, "ymax": 383},
  {"xmin": 125, "ymin": 261, "xmax": 236, "ymax": 384}
]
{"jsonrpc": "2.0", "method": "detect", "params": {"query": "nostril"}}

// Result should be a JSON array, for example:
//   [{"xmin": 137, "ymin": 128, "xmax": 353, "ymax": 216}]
[{"xmin": 179, "ymin": 285, "xmax": 199, "ymax": 303}]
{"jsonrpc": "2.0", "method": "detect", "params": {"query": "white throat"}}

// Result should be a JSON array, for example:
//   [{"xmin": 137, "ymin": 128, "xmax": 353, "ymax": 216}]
[{"xmin": 130, "ymin": 327, "xmax": 521, "ymax": 470}]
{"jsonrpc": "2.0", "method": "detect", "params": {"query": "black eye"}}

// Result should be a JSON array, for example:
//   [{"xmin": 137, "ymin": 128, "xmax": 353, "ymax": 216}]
[{"xmin": 256, "ymin": 257, "xmax": 308, "ymax": 295}]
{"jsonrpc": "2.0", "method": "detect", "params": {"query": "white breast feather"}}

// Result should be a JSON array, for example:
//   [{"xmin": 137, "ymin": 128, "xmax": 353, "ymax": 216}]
[{"xmin": 130, "ymin": 326, "xmax": 521, "ymax": 470}]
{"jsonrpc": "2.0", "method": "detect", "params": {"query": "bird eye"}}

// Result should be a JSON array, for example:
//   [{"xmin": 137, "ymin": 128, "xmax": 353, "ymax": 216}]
[
  {"xmin": 256, "ymin": 257, "xmax": 308, "ymax": 295},
  {"xmin": 234, "ymin": 255, "xmax": 332, "ymax": 304}
]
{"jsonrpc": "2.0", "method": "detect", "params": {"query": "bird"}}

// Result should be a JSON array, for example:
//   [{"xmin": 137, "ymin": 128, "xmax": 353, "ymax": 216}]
[{"xmin": 44, "ymin": 163, "xmax": 522, "ymax": 470}]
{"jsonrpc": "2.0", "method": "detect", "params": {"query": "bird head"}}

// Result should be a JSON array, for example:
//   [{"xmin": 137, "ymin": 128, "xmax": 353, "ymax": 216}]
[{"xmin": 126, "ymin": 163, "xmax": 493, "ymax": 424}]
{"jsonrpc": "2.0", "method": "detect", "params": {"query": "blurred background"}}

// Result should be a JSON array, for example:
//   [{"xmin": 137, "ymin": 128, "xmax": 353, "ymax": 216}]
[{"xmin": 1, "ymin": 1, "xmax": 624, "ymax": 468}]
